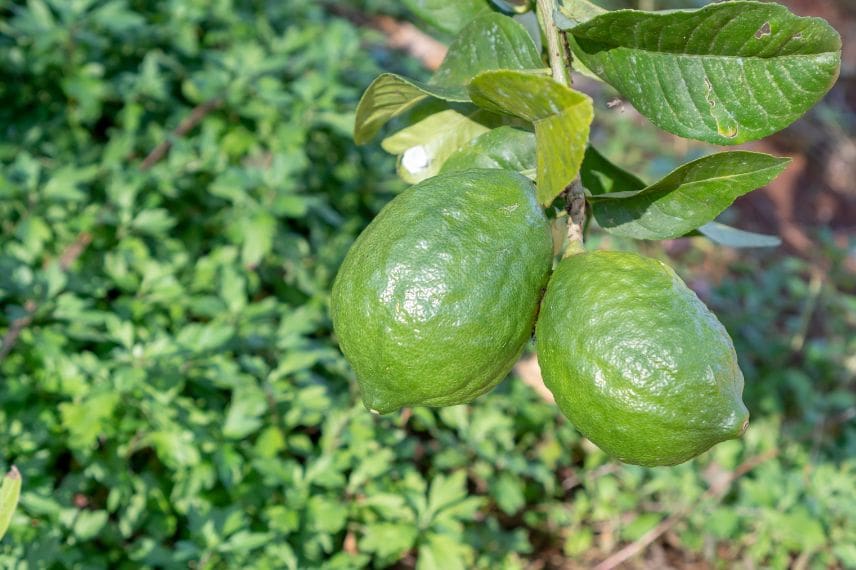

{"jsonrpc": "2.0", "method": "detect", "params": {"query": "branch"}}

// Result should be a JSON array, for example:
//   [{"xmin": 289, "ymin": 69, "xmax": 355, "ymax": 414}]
[
  {"xmin": 140, "ymin": 98, "xmax": 223, "ymax": 171},
  {"xmin": 537, "ymin": 0, "xmax": 572, "ymax": 86}
]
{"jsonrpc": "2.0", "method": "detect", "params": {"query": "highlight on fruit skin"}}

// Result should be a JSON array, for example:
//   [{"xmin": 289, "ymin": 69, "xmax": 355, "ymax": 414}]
[
  {"xmin": 536, "ymin": 250, "xmax": 750, "ymax": 467},
  {"xmin": 331, "ymin": 169, "xmax": 554, "ymax": 414}
]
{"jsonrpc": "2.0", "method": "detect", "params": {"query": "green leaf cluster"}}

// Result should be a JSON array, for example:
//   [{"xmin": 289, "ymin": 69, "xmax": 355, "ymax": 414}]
[{"xmin": 356, "ymin": 0, "xmax": 841, "ymax": 245}]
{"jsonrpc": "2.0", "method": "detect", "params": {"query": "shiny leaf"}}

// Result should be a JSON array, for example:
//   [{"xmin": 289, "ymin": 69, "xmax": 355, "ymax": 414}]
[
  {"xmin": 565, "ymin": 1, "xmax": 841, "ymax": 144},
  {"xmin": 381, "ymin": 109, "xmax": 492, "ymax": 183},
  {"xmin": 589, "ymin": 151, "xmax": 790, "ymax": 239},
  {"xmin": 441, "ymin": 126, "xmax": 536, "ymax": 174},
  {"xmin": 469, "ymin": 70, "xmax": 593, "ymax": 205},
  {"xmin": 354, "ymin": 13, "xmax": 543, "ymax": 144},
  {"xmin": 402, "ymin": 0, "xmax": 491, "ymax": 35}
]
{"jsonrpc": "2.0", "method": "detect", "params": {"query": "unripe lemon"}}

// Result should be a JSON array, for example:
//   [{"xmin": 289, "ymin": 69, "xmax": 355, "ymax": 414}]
[
  {"xmin": 332, "ymin": 169, "xmax": 553, "ymax": 413},
  {"xmin": 536, "ymin": 251, "xmax": 749, "ymax": 466}
]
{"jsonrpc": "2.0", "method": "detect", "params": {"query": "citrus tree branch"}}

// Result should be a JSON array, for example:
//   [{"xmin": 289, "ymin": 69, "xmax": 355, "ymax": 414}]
[
  {"xmin": 538, "ymin": 0, "xmax": 586, "ymax": 251},
  {"xmin": 537, "ymin": 0, "xmax": 572, "ymax": 87}
]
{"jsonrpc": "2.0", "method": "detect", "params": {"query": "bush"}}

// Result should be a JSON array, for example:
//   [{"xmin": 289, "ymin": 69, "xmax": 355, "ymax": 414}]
[{"xmin": 1, "ymin": 1, "xmax": 854, "ymax": 568}]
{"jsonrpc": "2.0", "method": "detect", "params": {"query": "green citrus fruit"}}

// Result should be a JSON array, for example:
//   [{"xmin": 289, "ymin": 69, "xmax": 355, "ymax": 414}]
[
  {"xmin": 331, "ymin": 169, "xmax": 553, "ymax": 414},
  {"xmin": 536, "ymin": 251, "xmax": 749, "ymax": 466}
]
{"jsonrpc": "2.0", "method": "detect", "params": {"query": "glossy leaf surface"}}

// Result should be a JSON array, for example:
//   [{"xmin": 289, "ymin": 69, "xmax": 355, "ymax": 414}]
[
  {"xmin": 469, "ymin": 70, "xmax": 593, "ymax": 205},
  {"xmin": 565, "ymin": 2, "xmax": 841, "ymax": 144},
  {"xmin": 588, "ymin": 151, "xmax": 790, "ymax": 239}
]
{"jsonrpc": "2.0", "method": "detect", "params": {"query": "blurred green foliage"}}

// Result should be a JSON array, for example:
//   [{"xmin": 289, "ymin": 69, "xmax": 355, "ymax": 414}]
[{"xmin": 0, "ymin": 0, "xmax": 854, "ymax": 568}]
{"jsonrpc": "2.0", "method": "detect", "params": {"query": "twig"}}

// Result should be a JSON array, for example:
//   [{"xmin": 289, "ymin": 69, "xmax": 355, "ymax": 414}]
[
  {"xmin": 0, "ymin": 301, "xmax": 36, "ymax": 362},
  {"xmin": 537, "ymin": 0, "xmax": 572, "ymax": 87},
  {"xmin": 140, "ymin": 98, "xmax": 223, "ymax": 170},
  {"xmin": 0, "ymin": 231, "xmax": 94, "ymax": 363},
  {"xmin": 593, "ymin": 449, "xmax": 778, "ymax": 570}
]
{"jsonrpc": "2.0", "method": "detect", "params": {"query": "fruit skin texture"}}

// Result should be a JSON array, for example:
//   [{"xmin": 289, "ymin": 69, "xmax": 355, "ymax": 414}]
[
  {"xmin": 536, "ymin": 251, "xmax": 749, "ymax": 467},
  {"xmin": 331, "ymin": 169, "xmax": 553, "ymax": 414}
]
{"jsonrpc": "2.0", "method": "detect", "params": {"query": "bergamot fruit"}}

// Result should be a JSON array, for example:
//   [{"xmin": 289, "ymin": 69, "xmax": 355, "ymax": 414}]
[
  {"xmin": 331, "ymin": 169, "xmax": 553, "ymax": 414},
  {"xmin": 536, "ymin": 251, "xmax": 749, "ymax": 466}
]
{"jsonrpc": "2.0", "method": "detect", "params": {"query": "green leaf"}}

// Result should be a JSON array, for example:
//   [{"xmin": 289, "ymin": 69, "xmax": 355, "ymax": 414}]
[
  {"xmin": 73, "ymin": 510, "xmax": 109, "ymax": 541},
  {"xmin": 417, "ymin": 533, "xmax": 472, "ymax": 570},
  {"xmin": 557, "ymin": 0, "xmax": 606, "ymax": 27},
  {"xmin": 581, "ymin": 147, "xmax": 782, "ymax": 246},
  {"xmin": 696, "ymin": 222, "xmax": 781, "ymax": 248},
  {"xmin": 59, "ymin": 392, "xmax": 121, "ymax": 450},
  {"xmin": 353, "ymin": 75, "xmax": 460, "ymax": 145},
  {"xmin": 491, "ymin": 473, "xmax": 525, "ymax": 515},
  {"xmin": 580, "ymin": 145, "xmax": 646, "ymax": 196},
  {"xmin": 469, "ymin": 70, "xmax": 593, "ymax": 205},
  {"xmin": 0, "ymin": 467, "xmax": 21, "ymax": 541},
  {"xmin": 588, "ymin": 151, "xmax": 790, "ymax": 239},
  {"xmin": 360, "ymin": 523, "xmax": 419, "ymax": 563},
  {"xmin": 381, "ymin": 109, "xmax": 491, "ymax": 183},
  {"xmin": 430, "ymin": 14, "xmax": 542, "ymax": 91},
  {"xmin": 441, "ymin": 126, "xmax": 536, "ymax": 174},
  {"xmin": 402, "ymin": 0, "xmax": 491, "ymax": 36},
  {"xmin": 565, "ymin": 2, "xmax": 841, "ymax": 144},
  {"xmin": 241, "ymin": 211, "xmax": 276, "ymax": 267},
  {"xmin": 354, "ymin": 13, "xmax": 542, "ymax": 143}
]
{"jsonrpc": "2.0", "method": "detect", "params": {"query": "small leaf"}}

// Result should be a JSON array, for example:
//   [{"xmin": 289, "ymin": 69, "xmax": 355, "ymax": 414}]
[
  {"xmin": 417, "ymin": 533, "xmax": 472, "ymax": 570},
  {"xmin": 241, "ymin": 211, "xmax": 276, "ymax": 266},
  {"xmin": 696, "ymin": 222, "xmax": 781, "ymax": 248},
  {"xmin": 441, "ymin": 126, "xmax": 535, "ymax": 174},
  {"xmin": 589, "ymin": 151, "xmax": 790, "ymax": 239},
  {"xmin": 402, "ymin": 0, "xmax": 491, "ymax": 36},
  {"xmin": 469, "ymin": 70, "xmax": 593, "ymax": 205},
  {"xmin": 360, "ymin": 523, "xmax": 419, "ymax": 563},
  {"xmin": 354, "ymin": 13, "xmax": 542, "ymax": 143},
  {"xmin": 381, "ymin": 109, "xmax": 491, "ymax": 183},
  {"xmin": 353, "ymin": 75, "xmax": 461, "ymax": 145},
  {"xmin": 0, "ymin": 467, "xmax": 22, "ymax": 541},
  {"xmin": 565, "ymin": 2, "xmax": 841, "ymax": 144}
]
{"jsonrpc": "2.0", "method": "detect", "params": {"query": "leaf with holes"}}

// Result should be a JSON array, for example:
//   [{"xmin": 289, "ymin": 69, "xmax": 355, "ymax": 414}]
[
  {"xmin": 354, "ymin": 13, "xmax": 543, "ymax": 144},
  {"xmin": 469, "ymin": 70, "xmax": 593, "ymax": 205},
  {"xmin": 563, "ymin": 1, "xmax": 841, "ymax": 145},
  {"xmin": 381, "ymin": 109, "xmax": 492, "ymax": 183},
  {"xmin": 441, "ymin": 126, "xmax": 536, "ymax": 174},
  {"xmin": 588, "ymin": 151, "xmax": 790, "ymax": 239}
]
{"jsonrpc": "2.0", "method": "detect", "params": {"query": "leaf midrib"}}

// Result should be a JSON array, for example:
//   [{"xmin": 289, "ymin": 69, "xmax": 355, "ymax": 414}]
[{"xmin": 571, "ymin": 38, "xmax": 839, "ymax": 61}]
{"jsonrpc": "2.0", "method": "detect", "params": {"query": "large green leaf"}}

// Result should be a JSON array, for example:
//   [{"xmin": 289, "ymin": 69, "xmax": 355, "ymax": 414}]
[
  {"xmin": 381, "ymin": 109, "xmax": 492, "ymax": 183},
  {"xmin": 402, "ymin": 0, "xmax": 491, "ymax": 36},
  {"xmin": 588, "ymin": 151, "xmax": 790, "ymax": 239},
  {"xmin": 582, "ymin": 146, "xmax": 783, "ymax": 246},
  {"xmin": 469, "ymin": 70, "xmax": 593, "ymax": 205},
  {"xmin": 354, "ymin": 13, "xmax": 543, "ymax": 144},
  {"xmin": 0, "ymin": 467, "xmax": 21, "ymax": 540},
  {"xmin": 564, "ymin": 2, "xmax": 841, "ymax": 145},
  {"xmin": 440, "ymin": 126, "xmax": 536, "ymax": 174}
]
